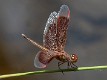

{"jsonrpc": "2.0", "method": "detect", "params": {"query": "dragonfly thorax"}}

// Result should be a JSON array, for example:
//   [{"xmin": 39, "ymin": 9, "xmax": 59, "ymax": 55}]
[
  {"xmin": 55, "ymin": 51, "xmax": 69, "ymax": 62},
  {"xmin": 55, "ymin": 51, "xmax": 78, "ymax": 63}
]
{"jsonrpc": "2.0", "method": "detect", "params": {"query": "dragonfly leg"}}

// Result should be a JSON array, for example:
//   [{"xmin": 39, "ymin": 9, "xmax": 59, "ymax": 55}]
[
  {"xmin": 72, "ymin": 63, "xmax": 78, "ymax": 68},
  {"xmin": 58, "ymin": 62, "xmax": 65, "ymax": 75},
  {"xmin": 70, "ymin": 62, "xmax": 78, "ymax": 70},
  {"xmin": 67, "ymin": 62, "xmax": 70, "ymax": 69}
]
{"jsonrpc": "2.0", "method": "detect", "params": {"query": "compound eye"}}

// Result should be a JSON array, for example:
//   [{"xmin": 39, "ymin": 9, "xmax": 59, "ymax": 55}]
[{"xmin": 71, "ymin": 54, "xmax": 78, "ymax": 63}]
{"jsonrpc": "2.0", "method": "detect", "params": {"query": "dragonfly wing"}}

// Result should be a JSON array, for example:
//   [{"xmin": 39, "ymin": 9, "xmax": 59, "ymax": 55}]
[
  {"xmin": 34, "ymin": 51, "xmax": 55, "ymax": 68},
  {"xmin": 43, "ymin": 11, "xmax": 58, "ymax": 51},
  {"xmin": 43, "ymin": 5, "xmax": 70, "ymax": 52},
  {"xmin": 56, "ymin": 5, "xmax": 70, "ymax": 51}
]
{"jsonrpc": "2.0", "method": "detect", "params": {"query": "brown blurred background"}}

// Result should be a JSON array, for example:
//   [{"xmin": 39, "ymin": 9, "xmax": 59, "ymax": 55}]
[{"xmin": 0, "ymin": 0, "xmax": 107, "ymax": 80}]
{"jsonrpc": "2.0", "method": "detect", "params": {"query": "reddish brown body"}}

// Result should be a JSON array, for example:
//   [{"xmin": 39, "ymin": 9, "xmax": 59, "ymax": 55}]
[{"xmin": 22, "ymin": 5, "xmax": 78, "ymax": 68}]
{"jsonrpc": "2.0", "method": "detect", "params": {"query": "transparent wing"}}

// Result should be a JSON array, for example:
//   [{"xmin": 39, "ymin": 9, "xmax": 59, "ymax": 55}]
[
  {"xmin": 34, "ymin": 51, "xmax": 55, "ymax": 68},
  {"xmin": 43, "ymin": 5, "xmax": 70, "ymax": 52}
]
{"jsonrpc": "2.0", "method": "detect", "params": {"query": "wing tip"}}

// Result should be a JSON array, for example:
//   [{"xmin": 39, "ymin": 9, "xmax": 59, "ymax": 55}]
[
  {"xmin": 34, "ymin": 51, "xmax": 48, "ymax": 68},
  {"xmin": 34, "ymin": 61, "xmax": 46, "ymax": 68},
  {"xmin": 58, "ymin": 5, "xmax": 70, "ymax": 18},
  {"xmin": 34, "ymin": 56, "xmax": 47, "ymax": 68}
]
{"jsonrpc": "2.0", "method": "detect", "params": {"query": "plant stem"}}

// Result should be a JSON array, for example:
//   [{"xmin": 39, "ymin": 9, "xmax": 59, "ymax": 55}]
[{"xmin": 0, "ymin": 65, "xmax": 107, "ymax": 79}]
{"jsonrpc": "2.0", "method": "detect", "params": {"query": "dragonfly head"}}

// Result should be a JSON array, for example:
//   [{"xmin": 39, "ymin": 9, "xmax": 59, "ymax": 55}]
[{"xmin": 71, "ymin": 54, "xmax": 78, "ymax": 63}]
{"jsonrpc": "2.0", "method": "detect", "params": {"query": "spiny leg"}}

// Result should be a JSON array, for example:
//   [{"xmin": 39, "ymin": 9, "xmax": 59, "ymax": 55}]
[{"xmin": 58, "ymin": 62, "xmax": 65, "ymax": 75}]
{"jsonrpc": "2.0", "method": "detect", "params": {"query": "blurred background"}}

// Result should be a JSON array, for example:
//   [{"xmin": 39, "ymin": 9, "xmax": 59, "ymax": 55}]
[{"xmin": 0, "ymin": 0, "xmax": 107, "ymax": 80}]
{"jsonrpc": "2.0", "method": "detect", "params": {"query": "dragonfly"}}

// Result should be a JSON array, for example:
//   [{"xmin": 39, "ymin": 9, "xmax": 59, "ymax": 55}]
[{"xmin": 22, "ymin": 5, "xmax": 78, "ymax": 70}]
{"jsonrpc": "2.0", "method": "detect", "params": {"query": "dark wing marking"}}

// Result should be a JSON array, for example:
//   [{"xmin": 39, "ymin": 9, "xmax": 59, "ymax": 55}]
[{"xmin": 43, "ymin": 5, "xmax": 70, "ymax": 52}]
